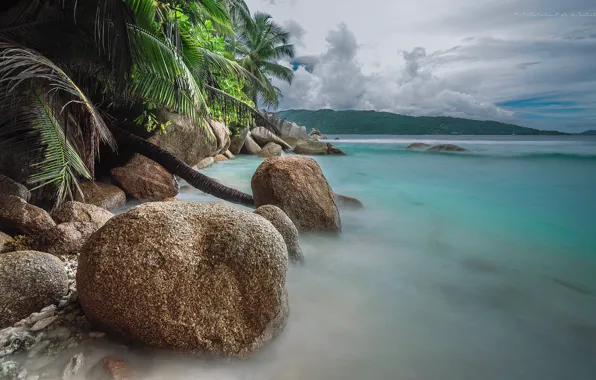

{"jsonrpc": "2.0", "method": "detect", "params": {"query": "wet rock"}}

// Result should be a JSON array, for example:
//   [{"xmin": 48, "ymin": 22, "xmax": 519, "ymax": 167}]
[
  {"xmin": 254, "ymin": 205, "xmax": 304, "ymax": 263},
  {"xmin": 0, "ymin": 327, "xmax": 42, "ymax": 356},
  {"xmin": 294, "ymin": 139, "xmax": 329, "ymax": 155},
  {"xmin": 427, "ymin": 144, "xmax": 468, "ymax": 152},
  {"xmin": 0, "ymin": 196, "xmax": 55, "ymax": 236},
  {"xmin": 30, "ymin": 316, "xmax": 58, "ymax": 332},
  {"xmin": 88, "ymin": 357, "xmax": 135, "ymax": 380},
  {"xmin": 214, "ymin": 154, "xmax": 228, "ymax": 162},
  {"xmin": 0, "ymin": 231, "xmax": 13, "ymax": 253},
  {"xmin": 111, "ymin": 155, "xmax": 179, "ymax": 202},
  {"xmin": 74, "ymin": 182, "xmax": 126, "ymax": 211},
  {"xmin": 193, "ymin": 157, "xmax": 214, "ymax": 170},
  {"xmin": 77, "ymin": 202, "xmax": 288, "ymax": 357},
  {"xmin": 0, "ymin": 251, "xmax": 68, "ymax": 329},
  {"xmin": 0, "ymin": 360, "xmax": 27, "ymax": 379},
  {"xmin": 406, "ymin": 142, "xmax": 431, "ymax": 150},
  {"xmin": 260, "ymin": 111, "xmax": 309, "ymax": 138},
  {"xmin": 62, "ymin": 353, "xmax": 84, "ymax": 380},
  {"xmin": 0, "ymin": 174, "xmax": 30, "ymax": 201},
  {"xmin": 38, "ymin": 222, "xmax": 96, "ymax": 255},
  {"xmin": 333, "ymin": 193, "xmax": 364, "ymax": 210},
  {"xmin": 258, "ymin": 142, "xmax": 282, "ymax": 158},
  {"xmin": 51, "ymin": 201, "xmax": 113, "ymax": 230},
  {"xmin": 228, "ymin": 128, "xmax": 248, "ymax": 156},
  {"xmin": 241, "ymin": 133, "xmax": 262, "ymax": 155},
  {"xmin": 251, "ymin": 156, "xmax": 341, "ymax": 233},
  {"xmin": 326, "ymin": 143, "xmax": 346, "ymax": 155},
  {"xmin": 281, "ymin": 136, "xmax": 298, "ymax": 149},
  {"xmin": 251, "ymin": 127, "xmax": 292, "ymax": 151}
]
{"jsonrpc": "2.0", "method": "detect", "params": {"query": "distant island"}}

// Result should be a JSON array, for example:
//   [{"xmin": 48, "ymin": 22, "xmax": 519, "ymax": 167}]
[
  {"xmin": 578, "ymin": 130, "xmax": 596, "ymax": 136},
  {"xmin": 277, "ymin": 109, "xmax": 569, "ymax": 135}
]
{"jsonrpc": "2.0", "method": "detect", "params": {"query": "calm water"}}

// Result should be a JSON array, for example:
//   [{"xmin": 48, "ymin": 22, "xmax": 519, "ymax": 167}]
[{"xmin": 31, "ymin": 136, "xmax": 596, "ymax": 379}]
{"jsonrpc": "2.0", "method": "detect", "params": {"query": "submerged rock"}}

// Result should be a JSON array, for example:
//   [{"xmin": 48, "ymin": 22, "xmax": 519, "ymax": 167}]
[
  {"xmin": 406, "ymin": 142, "xmax": 431, "ymax": 150},
  {"xmin": 0, "ymin": 251, "xmax": 68, "ymax": 328},
  {"xmin": 75, "ymin": 182, "xmax": 126, "ymax": 211},
  {"xmin": 51, "ymin": 201, "xmax": 113, "ymax": 230},
  {"xmin": 427, "ymin": 144, "xmax": 468, "ymax": 152},
  {"xmin": 0, "ymin": 196, "xmax": 55, "ymax": 236},
  {"xmin": 333, "ymin": 194, "xmax": 364, "ymax": 210},
  {"xmin": 0, "ymin": 174, "xmax": 30, "ymax": 201},
  {"xmin": 254, "ymin": 205, "xmax": 304, "ymax": 263},
  {"xmin": 77, "ymin": 202, "xmax": 289, "ymax": 357},
  {"xmin": 326, "ymin": 143, "xmax": 346, "ymax": 155},
  {"xmin": 251, "ymin": 156, "xmax": 341, "ymax": 233},
  {"xmin": 258, "ymin": 142, "xmax": 282, "ymax": 158},
  {"xmin": 111, "ymin": 155, "xmax": 179, "ymax": 202},
  {"xmin": 294, "ymin": 139, "xmax": 329, "ymax": 155}
]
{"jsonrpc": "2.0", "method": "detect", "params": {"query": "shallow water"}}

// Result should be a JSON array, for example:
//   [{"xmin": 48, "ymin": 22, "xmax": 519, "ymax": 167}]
[{"xmin": 27, "ymin": 136, "xmax": 596, "ymax": 379}]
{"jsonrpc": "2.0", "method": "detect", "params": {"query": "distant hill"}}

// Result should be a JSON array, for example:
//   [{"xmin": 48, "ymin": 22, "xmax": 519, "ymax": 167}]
[
  {"xmin": 578, "ymin": 130, "xmax": 596, "ymax": 135},
  {"xmin": 277, "ymin": 109, "xmax": 568, "ymax": 135}
]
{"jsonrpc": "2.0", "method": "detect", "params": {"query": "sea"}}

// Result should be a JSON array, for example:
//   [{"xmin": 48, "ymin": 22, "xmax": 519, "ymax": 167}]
[{"xmin": 21, "ymin": 135, "xmax": 596, "ymax": 379}]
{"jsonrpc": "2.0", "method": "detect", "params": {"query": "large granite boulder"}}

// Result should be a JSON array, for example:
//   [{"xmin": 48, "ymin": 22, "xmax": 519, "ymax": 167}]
[
  {"xmin": 0, "ymin": 196, "xmax": 55, "ymax": 236},
  {"xmin": 260, "ymin": 111, "xmax": 309, "ymax": 139},
  {"xmin": 77, "ymin": 202, "xmax": 289, "ymax": 357},
  {"xmin": 229, "ymin": 128, "xmax": 249, "ymax": 155},
  {"xmin": 51, "ymin": 201, "xmax": 113, "ymax": 230},
  {"xmin": 38, "ymin": 221, "xmax": 96, "ymax": 255},
  {"xmin": 153, "ymin": 111, "xmax": 228, "ymax": 166},
  {"xmin": 241, "ymin": 133, "xmax": 262, "ymax": 155},
  {"xmin": 0, "ymin": 174, "xmax": 30, "ymax": 201},
  {"xmin": 294, "ymin": 139, "xmax": 329, "ymax": 155},
  {"xmin": 0, "ymin": 251, "xmax": 68, "ymax": 328},
  {"xmin": 281, "ymin": 136, "xmax": 298, "ymax": 148},
  {"xmin": 254, "ymin": 205, "xmax": 304, "ymax": 263},
  {"xmin": 427, "ymin": 144, "xmax": 468, "ymax": 152},
  {"xmin": 251, "ymin": 127, "xmax": 292, "ymax": 151},
  {"xmin": 0, "ymin": 231, "xmax": 13, "ymax": 253},
  {"xmin": 75, "ymin": 182, "xmax": 126, "ymax": 211},
  {"xmin": 258, "ymin": 142, "xmax": 282, "ymax": 158},
  {"xmin": 251, "ymin": 156, "xmax": 341, "ymax": 233},
  {"xmin": 111, "ymin": 155, "xmax": 179, "ymax": 202}
]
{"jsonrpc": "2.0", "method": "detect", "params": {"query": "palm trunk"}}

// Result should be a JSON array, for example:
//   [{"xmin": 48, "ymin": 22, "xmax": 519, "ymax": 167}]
[{"xmin": 109, "ymin": 125, "xmax": 255, "ymax": 208}]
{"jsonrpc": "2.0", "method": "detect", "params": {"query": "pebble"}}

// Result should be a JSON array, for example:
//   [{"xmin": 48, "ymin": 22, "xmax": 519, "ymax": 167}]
[
  {"xmin": 29, "ymin": 309, "xmax": 56, "ymax": 324},
  {"xmin": 62, "ymin": 353, "xmax": 84, "ymax": 380},
  {"xmin": 30, "ymin": 317, "xmax": 58, "ymax": 332}
]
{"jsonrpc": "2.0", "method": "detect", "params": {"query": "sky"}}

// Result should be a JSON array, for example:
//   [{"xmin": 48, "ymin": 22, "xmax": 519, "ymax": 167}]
[{"xmin": 245, "ymin": 0, "xmax": 596, "ymax": 132}]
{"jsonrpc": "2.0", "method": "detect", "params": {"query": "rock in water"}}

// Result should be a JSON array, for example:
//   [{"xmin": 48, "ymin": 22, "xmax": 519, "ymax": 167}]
[
  {"xmin": 0, "ymin": 251, "xmax": 68, "ymax": 328},
  {"xmin": 88, "ymin": 357, "xmax": 135, "ymax": 380},
  {"xmin": 427, "ymin": 144, "xmax": 468, "ymax": 152},
  {"xmin": 229, "ymin": 128, "xmax": 248, "ymax": 156},
  {"xmin": 254, "ymin": 205, "xmax": 304, "ymax": 263},
  {"xmin": 326, "ymin": 143, "xmax": 346, "ymax": 155},
  {"xmin": 250, "ymin": 127, "xmax": 292, "ymax": 151},
  {"xmin": 75, "ymin": 182, "xmax": 126, "ymax": 211},
  {"xmin": 406, "ymin": 142, "xmax": 431, "ymax": 150},
  {"xmin": 0, "ymin": 196, "xmax": 55, "ymax": 236},
  {"xmin": 281, "ymin": 136, "xmax": 298, "ymax": 148},
  {"xmin": 51, "ymin": 201, "xmax": 113, "ymax": 230},
  {"xmin": 214, "ymin": 154, "xmax": 228, "ymax": 162},
  {"xmin": 258, "ymin": 142, "xmax": 282, "ymax": 158},
  {"xmin": 0, "ymin": 174, "xmax": 30, "ymax": 201},
  {"xmin": 77, "ymin": 202, "xmax": 289, "ymax": 357},
  {"xmin": 111, "ymin": 155, "xmax": 179, "ymax": 202},
  {"xmin": 193, "ymin": 157, "xmax": 214, "ymax": 170},
  {"xmin": 223, "ymin": 150, "xmax": 235, "ymax": 159},
  {"xmin": 241, "ymin": 133, "xmax": 262, "ymax": 155},
  {"xmin": 333, "ymin": 194, "xmax": 364, "ymax": 210},
  {"xmin": 251, "ymin": 156, "xmax": 341, "ymax": 233},
  {"xmin": 294, "ymin": 139, "xmax": 329, "ymax": 155}
]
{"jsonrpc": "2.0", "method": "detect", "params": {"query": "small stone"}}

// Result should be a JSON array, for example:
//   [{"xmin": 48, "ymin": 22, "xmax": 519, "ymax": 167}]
[
  {"xmin": 30, "ymin": 316, "xmax": 58, "ymax": 332},
  {"xmin": 88, "ymin": 332, "xmax": 105, "ymax": 339},
  {"xmin": 40, "ymin": 305, "xmax": 56, "ymax": 313},
  {"xmin": 29, "ymin": 309, "xmax": 56, "ymax": 324},
  {"xmin": 62, "ymin": 353, "xmax": 84, "ymax": 380}
]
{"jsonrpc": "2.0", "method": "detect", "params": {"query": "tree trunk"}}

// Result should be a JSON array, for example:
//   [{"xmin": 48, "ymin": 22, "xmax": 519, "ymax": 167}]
[{"xmin": 109, "ymin": 125, "xmax": 255, "ymax": 208}]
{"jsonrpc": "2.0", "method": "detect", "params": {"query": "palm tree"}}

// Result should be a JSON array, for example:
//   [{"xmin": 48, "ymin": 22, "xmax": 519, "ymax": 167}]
[
  {"xmin": 230, "ymin": 11, "xmax": 295, "ymax": 108},
  {"xmin": 0, "ymin": 0, "xmax": 257, "ymax": 208}
]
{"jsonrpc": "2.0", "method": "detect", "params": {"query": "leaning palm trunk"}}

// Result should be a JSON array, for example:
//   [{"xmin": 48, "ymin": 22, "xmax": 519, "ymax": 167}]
[{"xmin": 109, "ymin": 125, "xmax": 255, "ymax": 208}]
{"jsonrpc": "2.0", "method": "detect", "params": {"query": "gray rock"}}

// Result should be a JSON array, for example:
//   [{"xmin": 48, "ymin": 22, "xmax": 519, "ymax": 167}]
[
  {"xmin": 333, "ymin": 193, "xmax": 364, "ymax": 209},
  {"xmin": 77, "ymin": 202, "xmax": 289, "ymax": 357},
  {"xmin": 427, "ymin": 144, "xmax": 468, "ymax": 152},
  {"xmin": 251, "ymin": 156, "xmax": 341, "ymax": 233},
  {"xmin": 229, "ymin": 128, "xmax": 249, "ymax": 155},
  {"xmin": 259, "ymin": 111, "xmax": 309, "ymax": 139},
  {"xmin": 0, "ymin": 196, "xmax": 55, "ymax": 236},
  {"xmin": 0, "ymin": 251, "xmax": 68, "ymax": 328},
  {"xmin": 223, "ymin": 150, "xmax": 235, "ymax": 159},
  {"xmin": 62, "ymin": 353, "xmax": 84, "ymax": 380},
  {"xmin": 254, "ymin": 205, "xmax": 304, "ymax": 263},
  {"xmin": 193, "ymin": 157, "xmax": 214, "ymax": 170},
  {"xmin": 294, "ymin": 139, "xmax": 329, "ymax": 155},
  {"xmin": 74, "ymin": 182, "xmax": 126, "ymax": 211},
  {"xmin": 0, "ymin": 327, "xmax": 42, "ymax": 356},
  {"xmin": 326, "ymin": 143, "xmax": 346, "ymax": 155},
  {"xmin": 251, "ymin": 127, "xmax": 292, "ymax": 151},
  {"xmin": 30, "ymin": 316, "xmax": 58, "ymax": 332},
  {"xmin": 406, "ymin": 142, "xmax": 431, "ymax": 150},
  {"xmin": 51, "ymin": 201, "xmax": 113, "ymax": 230},
  {"xmin": 258, "ymin": 142, "xmax": 282, "ymax": 158},
  {"xmin": 0, "ymin": 174, "xmax": 30, "ymax": 201},
  {"xmin": 241, "ymin": 133, "xmax": 261, "ymax": 155}
]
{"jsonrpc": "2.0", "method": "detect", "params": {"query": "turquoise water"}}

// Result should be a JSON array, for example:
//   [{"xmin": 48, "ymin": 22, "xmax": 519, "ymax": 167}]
[{"xmin": 174, "ymin": 135, "xmax": 596, "ymax": 380}]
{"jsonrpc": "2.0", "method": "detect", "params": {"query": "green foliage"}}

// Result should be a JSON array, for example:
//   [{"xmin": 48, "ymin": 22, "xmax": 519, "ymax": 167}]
[
  {"xmin": 134, "ymin": 109, "xmax": 171, "ymax": 133},
  {"xmin": 278, "ymin": 109, "xmax": 570, "ymax": 136}
]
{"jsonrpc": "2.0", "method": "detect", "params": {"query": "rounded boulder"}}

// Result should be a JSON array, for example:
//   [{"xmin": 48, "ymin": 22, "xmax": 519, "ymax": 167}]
[
  {"xmin": 77, "ymin": 202, "xmax": 289, "ymax": 357},
  {"xmin": 254, "ymin": 205, "xmax": 304, "ymax": 263},
  {"xmin": 51, "ymin": 201, "xmax": 113, "ymax": 230},
  {"xmin": 0, "ymin": 251, "xmax": 68, "ymax": 328}
]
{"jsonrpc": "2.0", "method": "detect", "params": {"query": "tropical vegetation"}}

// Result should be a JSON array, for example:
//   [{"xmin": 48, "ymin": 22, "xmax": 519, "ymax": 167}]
[{"xmin": 0, "ymin": 0, "xmax": 295, "ymax": 208}]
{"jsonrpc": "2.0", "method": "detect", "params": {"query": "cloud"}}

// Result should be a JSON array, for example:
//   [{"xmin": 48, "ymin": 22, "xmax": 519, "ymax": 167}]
[{"xmin": 283, "ymin": 20, "xmax": 306, "ymax": 48}]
